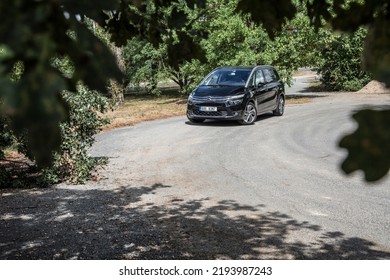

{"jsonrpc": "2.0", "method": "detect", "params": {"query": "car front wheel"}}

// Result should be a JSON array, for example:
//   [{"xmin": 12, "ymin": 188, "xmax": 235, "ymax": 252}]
[{"xmin": 239, "ymin": 102, "xmax": 257, "ymax": 125}]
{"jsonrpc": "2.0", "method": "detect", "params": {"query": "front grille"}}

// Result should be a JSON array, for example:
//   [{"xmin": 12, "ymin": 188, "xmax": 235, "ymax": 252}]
[
  {"xmin": 191, "ymin": 96, "xmax": 227, "ymax": 103},
  {"xmin": 193, "ymin": 109, "xmax": 224, "ymax": 116}
]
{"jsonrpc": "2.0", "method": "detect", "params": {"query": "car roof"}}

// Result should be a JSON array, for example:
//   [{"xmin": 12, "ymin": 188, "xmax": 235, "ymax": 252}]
[
  {"xmin": 215, "ymin": 65, "xmax": 275, "ymax": 71},
  {"xmin": 216, "ymin": 66, "xmax": 254, "ymax": 71}
]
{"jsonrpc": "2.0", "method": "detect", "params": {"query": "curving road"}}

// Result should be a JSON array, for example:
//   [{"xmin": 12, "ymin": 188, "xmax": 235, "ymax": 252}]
[{"xmin": 86, "ymin": 78, "xmax": 390, "ymax": 258}]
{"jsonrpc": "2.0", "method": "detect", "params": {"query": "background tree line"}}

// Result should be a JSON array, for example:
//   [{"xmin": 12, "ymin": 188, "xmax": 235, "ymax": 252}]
[
  {"xmin": 121, "ymin": 0, "xmax": 371, "ymax": 94},
  {"xmin": 0, "ymin": 0, "xmax": 389, "ymax": 184}
]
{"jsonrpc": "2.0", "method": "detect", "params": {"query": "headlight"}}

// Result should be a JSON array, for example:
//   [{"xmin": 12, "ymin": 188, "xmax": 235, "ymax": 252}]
[
  {"xmin": 226, "ymin": 94, "xmax": 245, "ymax": 107},
  {"xmin": 226, "ymin": 99, "xmax": 243, "ymax": 106},
  {"xmin": 188, "ymin": 90, "xmax": 195, "ymax": 104}
]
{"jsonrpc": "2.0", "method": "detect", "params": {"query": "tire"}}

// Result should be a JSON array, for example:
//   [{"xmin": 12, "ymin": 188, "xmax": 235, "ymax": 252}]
[
  {"xmin": 239, "ymin": 102, "xmax": 257, "ymax": 125},
  {"xmin": 273, "ymin": 95, "xmax": 285, "ymax": 116}
]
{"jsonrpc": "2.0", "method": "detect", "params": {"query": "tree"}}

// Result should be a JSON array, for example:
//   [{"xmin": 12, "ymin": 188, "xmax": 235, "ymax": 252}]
[
  {"xmin": 120, "ymin": 0, "xmax": 261, "ymax": 94},
  {"xmin": 84, "ymin": 17, "xmax": 127, "ymax": 103},
  {"xmin": 122, "ymin": 38, "xmax": 166, "ymax": 94},
  {"xmin": 122, "ymin": 34, "xmax": 205, "ymax": 95},
  {"xmin": 319, "ymin": 27, "xmax": 372, "ymax": 91},
  {"xmin": 200, "ymin": 0, "xmax": 271, "ymax": 67},
  {"xmin": 122, "ymin": 0, "xmax": 291, "ymax": 93},
  {"xmin": 268, "ymin": 3, "xmax": 327, "ymax": 70},
  {"xmin": 90, "ymin": 1, "xmax": 208, "ymax": 96}
]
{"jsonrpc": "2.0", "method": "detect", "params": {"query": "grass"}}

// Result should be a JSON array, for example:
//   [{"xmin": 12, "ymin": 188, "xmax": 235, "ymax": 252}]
[
  {"xmin": 104, "ymin": 87, "xmax": 313, "ymax": 130},
  {"xmin": 104, "ymin": 90, "xmax": 187, "ymax": 130},
  {"xmin": 286, "ymin": 96, "xmax": 313, "ymax": 104}
]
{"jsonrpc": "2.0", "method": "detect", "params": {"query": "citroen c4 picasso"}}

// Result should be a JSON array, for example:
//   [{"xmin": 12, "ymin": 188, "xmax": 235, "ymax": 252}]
[{"xmin": 187, "ymin": 66, "xmax": 285, "ymax": 125}]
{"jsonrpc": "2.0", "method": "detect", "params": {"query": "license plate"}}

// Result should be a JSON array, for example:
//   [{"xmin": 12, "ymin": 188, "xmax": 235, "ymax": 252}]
[{"xmin": 199, "ymin": 106, "xmax": 217, "ymax": 112}]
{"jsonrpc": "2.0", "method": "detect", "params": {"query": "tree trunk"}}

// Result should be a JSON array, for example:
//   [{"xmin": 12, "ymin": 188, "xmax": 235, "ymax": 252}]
[{"xmin": 110, "ymin": 45, "xmax": 125, "ymax": 103}]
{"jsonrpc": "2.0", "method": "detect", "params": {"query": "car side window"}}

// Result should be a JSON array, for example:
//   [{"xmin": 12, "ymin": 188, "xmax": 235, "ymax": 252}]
[
  {"xmin": 248, "ymin": 74, "xmax": 255, "ymax": 87},
  {"xmin": 255, "ymin": 70, "xmax": 265, "ymax": 86},
  {"xmin": 272, "ymin": 69, "xmax": 280, "ymax": 81},
  {"xmin": 263, "ymin": 69, "xmax": 274, "ymax": 83}
]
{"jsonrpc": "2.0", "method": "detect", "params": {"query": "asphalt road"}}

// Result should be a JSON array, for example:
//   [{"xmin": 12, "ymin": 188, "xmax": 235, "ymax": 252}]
[
  {"xmin": 88, "ymin": 78, "xmax": 390, "ymax": 258},
  {"xmin": 2, "ymin": 77, "xmax": 389, "ymax": 259}
]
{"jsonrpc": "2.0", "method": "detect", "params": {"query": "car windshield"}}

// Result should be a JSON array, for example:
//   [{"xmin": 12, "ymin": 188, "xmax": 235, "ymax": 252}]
[{"xmin": 201, "ymin": 69, "xmax": 251, "ymax": 86}]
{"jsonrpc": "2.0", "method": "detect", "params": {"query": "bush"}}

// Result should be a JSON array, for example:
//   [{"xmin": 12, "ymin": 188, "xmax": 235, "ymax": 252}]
[
  {"xmin": 319, "ymin": 28, "xmax": 371, "ymax": 91},
  {"xmin": 41, "ymin": 85, "xmax": 112, "ymax": 184},
  {"xmin": 0, "ymin": 116, "xmax": 13, "ymax": 159},
  {"xmin": 0, "ymin": 116, "xmax": 13, "ymax": 186},
  {"xmin": 2, "ymin": 46, "xmax": 112, "ymax": 185},
  {"xmin": 1, "ymin": 85, "xmax": 111, "ymax": 186}
]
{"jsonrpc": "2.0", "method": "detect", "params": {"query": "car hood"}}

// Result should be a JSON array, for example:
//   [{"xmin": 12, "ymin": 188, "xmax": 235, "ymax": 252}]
[{"xmin": 194, "ymin": 85, "xmax": 246, "ymax": 97}]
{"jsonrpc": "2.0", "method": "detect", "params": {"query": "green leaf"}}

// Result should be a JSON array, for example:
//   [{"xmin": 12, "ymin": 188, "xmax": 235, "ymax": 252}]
[{"xmin": 339, "ymin": 109, "xmax": 390, "ymax": 182}]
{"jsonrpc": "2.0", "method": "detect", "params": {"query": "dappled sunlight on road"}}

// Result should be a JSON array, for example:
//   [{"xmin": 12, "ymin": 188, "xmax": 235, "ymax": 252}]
[{"xmin": 1, "ymin": 183, "xmax": 389, "ymax": 259}]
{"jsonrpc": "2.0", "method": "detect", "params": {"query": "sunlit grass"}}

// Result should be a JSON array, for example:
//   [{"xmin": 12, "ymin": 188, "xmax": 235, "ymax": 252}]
[
  {"xmin": 104, "ymin": 92, "xmax": 187, "ymax": 130},
  {"xmin": 286, "ymin": 97, "xmax": 313, "ymax": 104}
]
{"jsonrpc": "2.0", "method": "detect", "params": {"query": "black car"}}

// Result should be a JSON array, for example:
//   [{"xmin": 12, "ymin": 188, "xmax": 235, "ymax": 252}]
[{"xmin": 187, "ymin": 65, "xmax": 285, "ymax": 125}]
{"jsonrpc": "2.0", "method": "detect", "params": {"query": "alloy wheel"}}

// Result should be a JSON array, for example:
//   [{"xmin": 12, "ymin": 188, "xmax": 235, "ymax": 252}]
[{"xmin": 242, "ymin": 103, "xmax": 257, "ymax": 124}]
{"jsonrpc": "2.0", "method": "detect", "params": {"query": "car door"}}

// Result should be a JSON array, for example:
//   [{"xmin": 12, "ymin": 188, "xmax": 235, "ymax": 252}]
[
  {"xmin": 252, "ymin": 69, "xmax": 271, "ymax": 113},
  {"xmin": 261, "ymin": 68, "xmax": 279, "ymax": 110}
]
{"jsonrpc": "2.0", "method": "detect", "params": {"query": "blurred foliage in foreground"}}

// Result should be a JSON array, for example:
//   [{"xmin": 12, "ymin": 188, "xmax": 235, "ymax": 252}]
[{"xmin": 0, "ymin": 0, "xmax": 122, "ymax": 170}]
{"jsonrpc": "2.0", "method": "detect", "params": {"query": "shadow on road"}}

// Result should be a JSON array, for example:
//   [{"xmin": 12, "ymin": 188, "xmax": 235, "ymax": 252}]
[
  {"xmin": 185, "ymin": 114, "xmax": 275, "ymax": 127},
  {"xmin": 1, "ymin": 183, "xmax": 389, "ymax": 259},
  {"xmin": 185, "ymin": 120, "xmax": 241, "ymax": 127}
]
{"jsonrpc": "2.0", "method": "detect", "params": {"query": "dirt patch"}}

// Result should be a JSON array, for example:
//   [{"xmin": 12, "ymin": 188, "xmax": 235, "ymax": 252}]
[
  {"xmin": 286, "ymin": 97, "xmax": 313, "ymax": 104},
  {"xmin": 357, "ymin": 80, "xmax": 390, "ymax": 94},
  {"xmin": 103, "ymin": 95, "xmax": 187, "ymax": 130}
]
